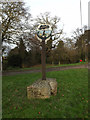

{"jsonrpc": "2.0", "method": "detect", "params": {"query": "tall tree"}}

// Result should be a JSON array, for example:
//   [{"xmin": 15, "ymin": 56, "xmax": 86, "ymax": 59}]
[
  {"xmin": 55, "ymin": 40, "xmax": 65, "ymax": 64},
  {"xmin": 1, "ymin": 2, "xmax": 31, "ymax": 45},
  {"xmin": 72, "ymin": 25, "xmax": 88, "ymax": 61},
  {"xmin": 18, "ymin": 38, "xmax": 27, "ymax": 67}
]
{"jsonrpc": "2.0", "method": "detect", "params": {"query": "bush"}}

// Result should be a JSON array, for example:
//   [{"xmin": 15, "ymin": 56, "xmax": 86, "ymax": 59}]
[
  {"xmin": 2, "ymin": 59, "xmax": 8, "ymax": 70},
  {"xmin": 7, "ymin": 54, "xmax": 22, "ymax": 68}
]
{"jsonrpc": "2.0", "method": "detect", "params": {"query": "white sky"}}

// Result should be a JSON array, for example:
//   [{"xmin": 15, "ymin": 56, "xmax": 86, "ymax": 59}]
[
  {"xmin": 88, "ymin": 1, "xmax": 90, "ymax": 28},
  {"xmin": 24, "ymin": 0, "xmax": 89, "ymax": 37}
]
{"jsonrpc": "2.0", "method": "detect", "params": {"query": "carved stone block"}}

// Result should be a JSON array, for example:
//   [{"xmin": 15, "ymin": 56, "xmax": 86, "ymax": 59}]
[{"xmin": 27, "ymin": 78, "xmax": 57, "ymax": 99}]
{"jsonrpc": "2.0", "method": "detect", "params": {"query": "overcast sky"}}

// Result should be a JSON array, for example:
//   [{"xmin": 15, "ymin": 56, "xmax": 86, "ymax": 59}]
[{"xmin": 24, "ymin": 0, "xmax": 89, "ymax": 37}]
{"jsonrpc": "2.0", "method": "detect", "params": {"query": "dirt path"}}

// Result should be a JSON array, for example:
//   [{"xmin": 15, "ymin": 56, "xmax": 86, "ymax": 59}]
[{"xmin": 2, "ymin": 64, "xmax": 88, "ymax": 76}]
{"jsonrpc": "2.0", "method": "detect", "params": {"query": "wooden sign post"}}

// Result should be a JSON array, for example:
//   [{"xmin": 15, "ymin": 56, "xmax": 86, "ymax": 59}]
[{"xmin": 36, "ymin": 24, "xmax": 52, "ymax": 80}]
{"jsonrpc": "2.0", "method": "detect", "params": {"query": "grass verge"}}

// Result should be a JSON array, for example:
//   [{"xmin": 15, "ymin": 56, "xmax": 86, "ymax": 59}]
[{"xmin": 5, "ymin": 61, "xmax": 87, "ymax": 72}]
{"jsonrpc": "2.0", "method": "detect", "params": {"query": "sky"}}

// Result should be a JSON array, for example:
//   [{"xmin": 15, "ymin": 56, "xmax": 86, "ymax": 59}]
[
  {"xmin": 24, "ymin": 0, "xmax": 90, "ymax": 37},
  {"xmin": 89, "ymin": 1, "xmax": 90, "ymax": 28}
]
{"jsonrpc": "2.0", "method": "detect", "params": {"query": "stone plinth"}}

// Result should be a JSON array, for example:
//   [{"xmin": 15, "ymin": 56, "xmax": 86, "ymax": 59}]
[{"xmin": 27, "ymin": 78, "xmax": 57, "ymax": 99}]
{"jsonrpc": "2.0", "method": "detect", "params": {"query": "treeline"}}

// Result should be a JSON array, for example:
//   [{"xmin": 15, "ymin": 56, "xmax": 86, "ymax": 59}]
[{"xmin": 3, "ymin": 31, "xmax": 88, "ymax": 70}]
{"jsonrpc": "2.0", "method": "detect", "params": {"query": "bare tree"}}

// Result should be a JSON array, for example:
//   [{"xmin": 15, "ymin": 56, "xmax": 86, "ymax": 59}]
[
  {"xmin": 72, "ymin": 25, "xmax": 88, "ymax": 61},
  {"xmin": 1, "ymin": 2, "xmax": 31, "ymax": 44},
  {"xmin": 33, "ymin": 12, "xmax": 64, "ymax": 47}
]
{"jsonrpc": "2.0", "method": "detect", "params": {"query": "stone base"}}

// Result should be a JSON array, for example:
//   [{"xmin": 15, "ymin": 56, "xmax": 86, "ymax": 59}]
[{"xmin": 27, "ymin": 78, "xmax": 57, "ymax": 99}]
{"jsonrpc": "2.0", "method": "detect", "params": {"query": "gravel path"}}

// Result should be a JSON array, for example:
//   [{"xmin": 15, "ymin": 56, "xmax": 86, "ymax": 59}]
[{"xmin": 2, "ymin": 64, "xmax": 88, "ymax": 76}]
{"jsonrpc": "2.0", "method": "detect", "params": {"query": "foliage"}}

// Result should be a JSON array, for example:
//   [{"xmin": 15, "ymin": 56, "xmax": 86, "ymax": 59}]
[
  {"xmin": 2, "ymin": 2, "xmax": 30, "ymax": 43},
  {"xmin": 48, "ymin": 40, "xmax": 80, "ymax": 64},
  {"xmin": 1, "ymin": 2, "xmax": 31, "ymax": 54},
  {"xmin": 72, "ymin": 26, "xmax": 88, "ymax": 61},
  {"xmin": 2, "ymin": 69, "xmax": 88, "ymax": 118},
  {"xmin": 2, "ymin": 59, "xmax": 8, "ymax": 70},
  {"xmin": 5, "ymin": 39, "xmax": 41, "ymax": 69},
  {"xmin": 88, "ymin": 30, "xmax": 90, "ymax": 62},
  {"xmin": 8, "ymin": 54, "xmax": 22, "ymax": 68}
]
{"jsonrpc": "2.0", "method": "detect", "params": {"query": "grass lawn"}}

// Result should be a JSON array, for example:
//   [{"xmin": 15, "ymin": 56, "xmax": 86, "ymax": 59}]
[
  {"xmin": 5, "ymin": 61, "xmax": 87, "ymax": 71},
  {"xmin": 2, "ymin": 68, "xmax": 88, "ymax": 118}
]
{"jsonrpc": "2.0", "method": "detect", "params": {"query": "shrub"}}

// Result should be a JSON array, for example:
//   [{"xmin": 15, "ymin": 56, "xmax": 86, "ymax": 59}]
[{"xmin": 7, "ymin": 54, "xmax": 22, "ymax": 68}]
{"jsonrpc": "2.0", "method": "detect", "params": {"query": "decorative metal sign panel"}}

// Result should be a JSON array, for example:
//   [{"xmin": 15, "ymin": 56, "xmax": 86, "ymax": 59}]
[{"xmin": 36, "ymin": 24, "xmax": 52, "ymax": 43}]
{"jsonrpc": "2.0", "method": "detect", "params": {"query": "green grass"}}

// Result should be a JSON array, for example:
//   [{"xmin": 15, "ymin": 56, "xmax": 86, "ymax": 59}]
[
  {"xmin": 5, "ymin": 61, "xmax": 87, "ymax": 71},
  {"xmin": 2, "ymin": 68, "xmax": 88, "ymax": 118}
]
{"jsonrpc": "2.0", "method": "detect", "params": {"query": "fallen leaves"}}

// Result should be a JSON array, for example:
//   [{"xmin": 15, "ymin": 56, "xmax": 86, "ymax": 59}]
[
  {"xmin": 15, "ymin": 89, "xmax": 18, "ymax": 92},
  {"xmin": 82, "ymin": 97, "xmax": 84, "ymax": 100},
  {"xmin": 62, "ymin": 94, "xmax": 64, "ymax": 97}
]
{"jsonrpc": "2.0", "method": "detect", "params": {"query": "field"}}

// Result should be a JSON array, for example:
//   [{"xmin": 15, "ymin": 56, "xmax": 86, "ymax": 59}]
[{"xmin": 2, "ymin": 68, "xmax": 88, "ymax": 118}]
